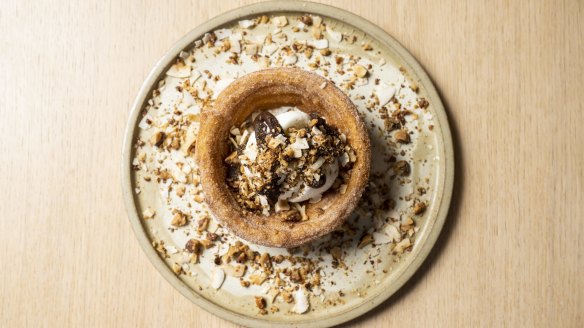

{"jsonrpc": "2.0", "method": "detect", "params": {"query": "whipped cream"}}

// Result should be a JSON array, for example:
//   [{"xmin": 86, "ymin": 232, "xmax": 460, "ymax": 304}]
[{"xmin": 242, "ymin": 107, "xmax": 339, "ymax": 204}]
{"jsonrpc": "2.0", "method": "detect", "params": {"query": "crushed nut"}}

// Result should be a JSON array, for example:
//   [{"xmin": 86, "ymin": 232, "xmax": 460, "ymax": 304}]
[
  {"xmin": 300, "ymin": 14, "xmax": 313, "ymax": 26},
  {"xmin": 171, "ymin": 212, "xmax": 187, "ymax": 227},
  {"xmin": 150, "ymin": 130, "xmax": 165, "ymax": 147},
  {"xmin": 418, "ymin": 98, "xmax": 429, "ymax": 108},
  {"xmin": 394, "ymin": 129, "xmax": 410, "ymax": 143},
  {"xmin": 255, "ymin": 296, "xmax": 267, "ymax": 309},
  {"xmin": 172, "ymin": 263, "xmax": 183, "ymax": 275},
  {"xmin": 353, "ymin": 64, "xmax": 368, "ymax": 78}
]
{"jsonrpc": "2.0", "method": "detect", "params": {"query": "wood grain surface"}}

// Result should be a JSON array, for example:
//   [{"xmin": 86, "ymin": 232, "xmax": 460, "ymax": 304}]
[{"xmin": 1, "ymin": 0, "xmax": 582, "ymax": 327}]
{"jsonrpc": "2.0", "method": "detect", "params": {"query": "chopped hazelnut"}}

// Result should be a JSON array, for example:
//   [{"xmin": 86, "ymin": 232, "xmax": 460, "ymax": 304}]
[
  {"xmin": 394, "ymin": 129, "xmax": 410, "ymax": 143},
  {"xmin": 353, "ymin": 64, "xmax": 368, "ymax": 78},
  {"xmin": 172, "ymin": 263, "xmax": 183, "ymax": 275},
  {"xmin": 413, "ymin": 202, "xmax": 426, "ymax": 215},
  {"xmin": 320, "ymin": 49, "xmax": 331, "ymax": 56},
  {"xmin": 255, "ymin": 296, "xmax": 267, "ymax": 309},
  {"xmin": 171, "ymin": 212, "xmax": 187, "ymax": 227},
  {"xmin": 185, "ymin": 239, "xmax": 201, "ymax": 253},
  {"xmin": 300, "ymin": 14, "xmax": 313, "ymax": 26}
]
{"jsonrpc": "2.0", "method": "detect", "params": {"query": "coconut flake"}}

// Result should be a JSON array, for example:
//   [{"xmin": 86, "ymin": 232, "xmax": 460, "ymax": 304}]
[
  {"xmin": 255, "ymin": 35, "xmax": 266, "ymax": 44},
  {"xmin": 326, "ymin": 26, "xmax": 342, "ymax": 43},
  {"xmin": 189, "ymin": 70, "xmax": 202, "ymax": 84},
  {"xmin": 238, "ymin": 19, "xmax": 256, "ymax": 29},
  {"xmin": 262, "ymin": 43, "xmax": 278, "ymax": 55},
  {"xmin": 165, "ymin": 245, "xmax": 178, "ymax": 254},
  {"xmin": 244, "ymin": 43, "xmax": 259, "ymax": 55},
  {"xmin": 223, "ymin": 263, "xmax": 247, "ymax": 277},
  {"xmin": 292, "ymin": 289, "xmax": 309, "ymax": 314},
  {"xmin": 309, "ymin": 39, "xmax": 329, "ymax": 49},
  {"xmin": 202, "ymin": 33, "xmax": 212, "ymax": 44},
  {"xmin": 211, "ymin": 268, "xmax": 225, "ymax": 289},
  {"xmin": 312, "ymin": 15, "xmax": 322, "ymax": 27},
  {"xmin": 181, "ymin": 90, "xmax": 195, "ymax": 107},
  {"xmin": 372, "ymin": 232, "xmax": 393, "ymax": 244},
  {"xmin": 283, "ymin": 55, "xmax": 298, "ymax": 65},
  {"xmin": 275, "ymin": 134, "xmax": 287, "ymax": 144},
  {"xmin": 292, "ymin": 137, "xmax": 309, "ymax": 150},
  {"xmin": 259, "ymin": 195, "xmax": 269, "ymax": 216},
  {"xmin": 166, "ymin": 62, "xmax": 191, "ymax": 78},
  {"xmin": 310, "ymin": 157, "xmax": 326, "ymax": 170},
  {"xmin": 244, "ymin": 143, "xmax": 258, "ymax": 161},
  {"xmin": 214, "ymin": 28, "xmax": 232, "ymax": 40},
  {"xmin": 375, "ymin": 85, "xmax": 396, "ymax": 106},
  {"xmin": 339, "ymin": 152, "xmax": 350, "ymax": 167},
  {"xmin": 273, "ymin": 16, "xmax": 288, "ymax": 27},
  {"xmin": 229, "ymin": 35, "xmax": 241, "ymax": 53},
  {"xmin": 178, "ymin": 50, "xmax": 190, "ymax": 60},
  {"xmin": 239, "ymin": 129, "xmax": 250, "ymax": 145},
  {"xmin": 385, "ymin": 224, "xmax": 402, "ymax": 242}
]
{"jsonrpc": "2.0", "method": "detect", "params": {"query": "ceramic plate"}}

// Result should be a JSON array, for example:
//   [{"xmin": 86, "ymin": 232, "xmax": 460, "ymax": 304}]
[{"xmin": 122, "ymin": 1, "xmax": 453, "ymax": 327}]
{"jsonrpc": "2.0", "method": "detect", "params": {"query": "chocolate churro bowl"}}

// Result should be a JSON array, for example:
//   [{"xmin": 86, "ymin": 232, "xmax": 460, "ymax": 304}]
[{"xmin": 197, "ymin": 68, "xmax": 371, "ymax": 247}]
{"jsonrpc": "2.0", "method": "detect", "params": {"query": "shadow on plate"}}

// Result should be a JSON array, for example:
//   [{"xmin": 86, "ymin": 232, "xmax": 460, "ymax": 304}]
[{"xmin": 339, "ymin": 83, "xmax": 464, "ymax": 327}]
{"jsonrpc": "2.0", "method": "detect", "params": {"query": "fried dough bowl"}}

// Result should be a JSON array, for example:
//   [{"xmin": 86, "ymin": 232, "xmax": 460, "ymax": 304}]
[{"xmin": 196, "ymin": 68, "xmax": 370, "ymax": 248}]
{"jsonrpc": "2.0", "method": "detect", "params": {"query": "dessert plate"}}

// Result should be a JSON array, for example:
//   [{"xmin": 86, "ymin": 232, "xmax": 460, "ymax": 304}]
[{"xmin": 122, "ymin": 1, "xmax": 454, "ymax": 327}]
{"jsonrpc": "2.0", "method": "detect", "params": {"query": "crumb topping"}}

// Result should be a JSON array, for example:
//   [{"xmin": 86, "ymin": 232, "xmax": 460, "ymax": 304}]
[{"xmin": 225, "ymin": 109, "xmax": 355, "ymax": 218}]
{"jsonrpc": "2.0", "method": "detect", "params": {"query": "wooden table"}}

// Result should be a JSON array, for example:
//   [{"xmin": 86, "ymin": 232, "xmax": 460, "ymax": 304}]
[{"xmin": 1, "ymin": 0, "xmax": 582, "ymax": 326}]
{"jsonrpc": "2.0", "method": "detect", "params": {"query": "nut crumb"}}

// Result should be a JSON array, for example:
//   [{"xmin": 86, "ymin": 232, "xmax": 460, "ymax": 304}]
[
  {"xmin": 171, "ymin": 212, "xmax": 187, "ymax": 227},
  {"xmin": 300, "ymin": 14, "xmax": 313, "ymax": 26},
  {"xmin": 172, "ymin": 263, "xmax": 183, "ymax": 275},
  {"xmin": 413, "ymin": 202, "xmax": 426, "ymax": 215}
]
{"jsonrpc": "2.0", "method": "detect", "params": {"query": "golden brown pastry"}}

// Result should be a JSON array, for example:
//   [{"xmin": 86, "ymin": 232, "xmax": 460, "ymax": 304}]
[{"xmin": 196, "ymin": 68, "xmax": 370, "ymax": 247}]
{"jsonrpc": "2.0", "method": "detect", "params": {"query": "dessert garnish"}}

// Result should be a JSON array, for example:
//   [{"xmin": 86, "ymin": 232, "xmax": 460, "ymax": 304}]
[{"xmin": 225, "ymin": 107, "xmax": 355, "ymax": 219}]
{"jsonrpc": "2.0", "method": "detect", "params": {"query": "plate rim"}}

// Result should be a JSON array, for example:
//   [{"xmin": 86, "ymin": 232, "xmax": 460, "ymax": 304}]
[{"xmin": 121, "ymin": 1, "xmax": 454, "ymax": 327}]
